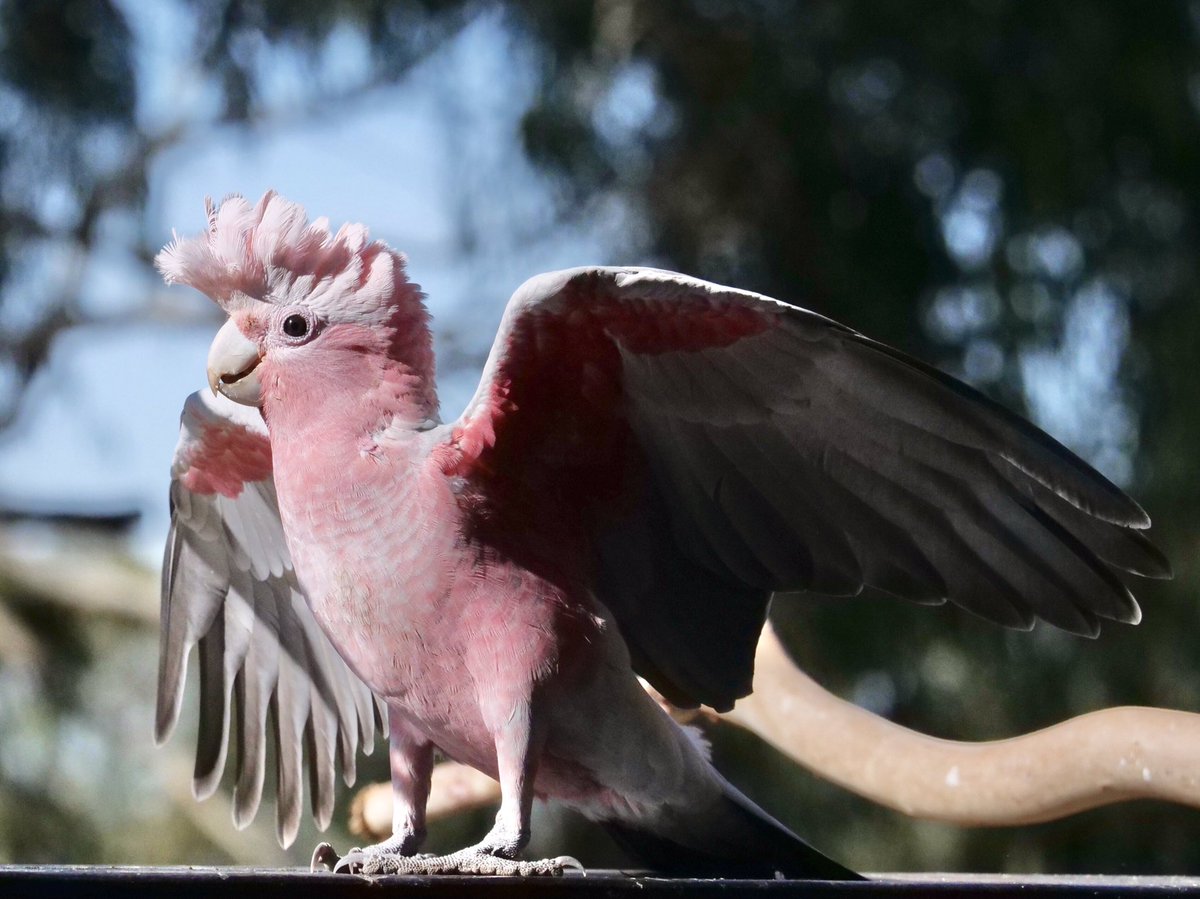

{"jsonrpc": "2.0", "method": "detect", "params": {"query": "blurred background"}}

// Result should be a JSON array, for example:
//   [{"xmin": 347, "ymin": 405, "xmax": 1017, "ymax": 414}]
[{"xmin": 0, "ymin": 0, "xmax": 1196, "ymax": 875}]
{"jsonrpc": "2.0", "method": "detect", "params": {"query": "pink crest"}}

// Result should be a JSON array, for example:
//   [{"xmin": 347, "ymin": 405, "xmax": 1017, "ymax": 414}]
[{"xmin": 154, "ymin": 191, "xmax": 418, "ymax": 323}]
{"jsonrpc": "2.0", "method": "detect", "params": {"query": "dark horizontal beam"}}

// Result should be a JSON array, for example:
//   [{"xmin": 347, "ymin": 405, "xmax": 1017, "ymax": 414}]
[{"xmin": 3, "ymin": 867, "xmax": 1200, "ymax": 899}]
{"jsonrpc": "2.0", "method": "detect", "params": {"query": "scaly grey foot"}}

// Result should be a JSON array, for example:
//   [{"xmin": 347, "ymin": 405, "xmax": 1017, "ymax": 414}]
[{"xmin": 314, "ymin": 840, "xmax": 582, "ymax": 876}]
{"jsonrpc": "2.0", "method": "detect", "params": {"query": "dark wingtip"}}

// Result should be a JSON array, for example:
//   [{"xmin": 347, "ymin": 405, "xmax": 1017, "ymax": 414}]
[
  {"xmin": 154, "ymin": 663, "xmax": 187, "ymax": 747},
  {"xmin": 153, "ymin": 705, "xmax": 178, "ymax": 748},
  {"xmin": 231, "ymin": 793, "xmax": 256, "ymax": 831},
  {"xmin": 1125, "ymin": 597, "xmax": 1144, "ymax": 626},
  {"xmin": 1126, "ymin": 503, "xmax": 1152, "ymax": 531},
  {"xmin": 1138, "ymin": 541, "xmax": 1174, "ymax": 580}
]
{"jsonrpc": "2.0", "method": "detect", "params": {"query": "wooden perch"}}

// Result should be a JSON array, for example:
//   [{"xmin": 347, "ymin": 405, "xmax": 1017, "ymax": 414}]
[{"xmin": 352, "ymin": 621, "xmax": 1200, "ymax": 840}]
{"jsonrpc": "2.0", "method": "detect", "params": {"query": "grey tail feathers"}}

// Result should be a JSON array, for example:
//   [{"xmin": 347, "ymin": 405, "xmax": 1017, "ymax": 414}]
[{"xmin": 602, "ymin": 775, "xmax": 861, "ymax": 880}]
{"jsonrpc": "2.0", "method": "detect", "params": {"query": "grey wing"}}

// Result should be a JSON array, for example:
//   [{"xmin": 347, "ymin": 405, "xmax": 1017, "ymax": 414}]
[
  {"xmin": 156, "ymin": 391, "xmax": 384, "ymax": 848},
  {"xmin": 616, "ymin": 272, "xmax": 1171, "ymax": 699},
  {"xmin": 460, "ymin": 267, "xmax": 1171, "ymax": 712}
]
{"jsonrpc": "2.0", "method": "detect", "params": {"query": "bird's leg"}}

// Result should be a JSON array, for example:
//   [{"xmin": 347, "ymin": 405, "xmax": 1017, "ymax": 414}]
[
  {"xmin": 329, "ymin": 700, "xmax": 579, "ymax": 876},
  {"xmin": 418, "ymin": 698, "xmax": 578, "ymax": 874},
  {"xmin": 383, "ymin": 710, "xmax": 435, "ymax": 854},
  {"xmin": 470, "ymin": 699, "xmax": 539, "ymax": 859},
  {"xmin": 327, "ymin": 711, "xmax": 433, "ymax": 873}
]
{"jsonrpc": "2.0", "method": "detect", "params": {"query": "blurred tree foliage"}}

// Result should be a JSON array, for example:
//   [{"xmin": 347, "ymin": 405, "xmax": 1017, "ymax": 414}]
[{"xmin": 0, "ymin": 0, "xmax": 1197, "ymax": 874}]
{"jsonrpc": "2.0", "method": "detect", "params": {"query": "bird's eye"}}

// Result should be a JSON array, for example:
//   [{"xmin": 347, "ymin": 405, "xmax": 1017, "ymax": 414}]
[{"xmin": 282, "ymin": 314, "xmax": 309, "ymax": 338}]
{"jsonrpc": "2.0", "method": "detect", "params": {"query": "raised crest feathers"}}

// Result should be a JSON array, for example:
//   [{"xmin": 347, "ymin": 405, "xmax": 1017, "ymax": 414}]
[{"xmin": 155, "ymin": 191, "xmax": 415, "ymax": 322}]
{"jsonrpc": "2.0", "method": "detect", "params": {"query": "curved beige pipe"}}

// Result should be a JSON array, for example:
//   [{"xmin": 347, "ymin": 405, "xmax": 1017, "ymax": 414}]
[
  {"xmin": 726, "ymin": 622, "xmax": 1200, "ymax": 825},
  {"xmin": 351, "ymin": 621, "xmax": 1200, "ymax": 839}
]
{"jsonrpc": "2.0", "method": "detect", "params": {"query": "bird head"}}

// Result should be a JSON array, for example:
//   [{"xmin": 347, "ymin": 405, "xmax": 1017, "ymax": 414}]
[{"xmin": 156, "ymin": 191, "xmax": 435, "ymax": 423}]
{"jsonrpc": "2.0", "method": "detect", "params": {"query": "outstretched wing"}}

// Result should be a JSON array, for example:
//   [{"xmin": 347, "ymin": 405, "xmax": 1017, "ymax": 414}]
[
  {"xmin": 157, "ymin": 390, "xmax": 384, "ymax": 848},
  {"xmin": 448, "ymin": 267, "xmax": 1170, "ymax": 712}
]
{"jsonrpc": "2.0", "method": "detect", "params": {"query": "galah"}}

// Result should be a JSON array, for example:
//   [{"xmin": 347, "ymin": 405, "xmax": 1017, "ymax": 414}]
[{"xmin": 154, "ymin": 191, "xmax": 1169, "ymax": 879}]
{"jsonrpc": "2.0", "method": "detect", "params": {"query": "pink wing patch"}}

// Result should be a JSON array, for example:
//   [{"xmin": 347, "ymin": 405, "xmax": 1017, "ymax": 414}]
[
  {"xmin": 180, "ymin": 423, "xmax": 272, "ymax": 498},
  {"xmin": 175, "ymin": 393, "xmax": 274, "ymax": 498},
  {"xmin": 447, "ymin": 273, "xmax": 779, "ymax": 479},
  {"xmin": 582, "ymin": 290, "xmax": 774, "ymax": 354}
]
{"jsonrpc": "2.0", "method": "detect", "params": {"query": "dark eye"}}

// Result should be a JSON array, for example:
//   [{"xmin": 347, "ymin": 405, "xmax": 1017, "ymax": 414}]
[{"xmin": 282, "ymin": 314, "xmax": 309, "ymax": 338}]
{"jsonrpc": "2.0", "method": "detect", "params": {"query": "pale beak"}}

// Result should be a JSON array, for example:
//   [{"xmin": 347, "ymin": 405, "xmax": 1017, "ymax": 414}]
[{"xmin": 207, "ymin": 318, "xmax": 263, "ymax": 406}]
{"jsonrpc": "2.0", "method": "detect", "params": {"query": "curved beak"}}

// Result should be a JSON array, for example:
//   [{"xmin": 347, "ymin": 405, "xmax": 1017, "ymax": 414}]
[{"xmin": 207, "ymin": 318, "xmax": 263, "ymax": 406}]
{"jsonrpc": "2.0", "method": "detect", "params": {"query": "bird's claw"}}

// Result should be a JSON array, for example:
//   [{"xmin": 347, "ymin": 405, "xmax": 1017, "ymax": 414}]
[
  {"xmin": 316, "ymin": 841, "xmax": 583, "ymax": 876},
  {"xmin": 310, "ymin": 842, "xmax": 342, "ymax": 873},
  {"xmin": 332, "ymin": 847, "xmax": 364, "ymax": 874}
]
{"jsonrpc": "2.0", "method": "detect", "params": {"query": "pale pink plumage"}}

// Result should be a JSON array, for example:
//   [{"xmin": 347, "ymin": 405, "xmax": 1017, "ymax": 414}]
[{"xmin": 155, "ymin": 191, "xmax": 1167, "ymax": 877}]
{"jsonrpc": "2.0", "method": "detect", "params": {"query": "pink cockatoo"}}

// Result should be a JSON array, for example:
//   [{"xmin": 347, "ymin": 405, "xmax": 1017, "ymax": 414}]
[{"xmin": 154, "ymin": 192, "xmax": 1168, "ymax": 879}]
